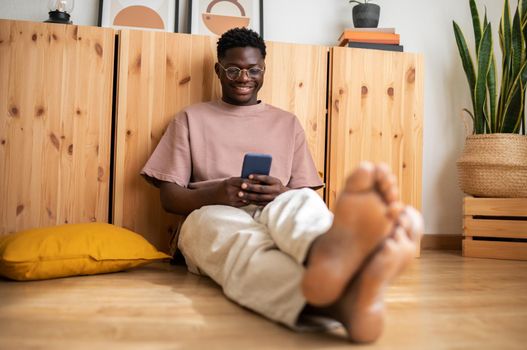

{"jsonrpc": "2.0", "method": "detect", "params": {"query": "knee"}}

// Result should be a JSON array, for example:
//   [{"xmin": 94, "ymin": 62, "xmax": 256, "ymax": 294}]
[
  {"xmin": 179, "ymin": 205, "xmax": 253, "ymax": 242},
  {"xmin": 185, "ymin": 205, "xmax": 237, "ymax": 225},
  {"xmin": 276, "ymin": 187, "xmax": 320, "ymax": 202}
]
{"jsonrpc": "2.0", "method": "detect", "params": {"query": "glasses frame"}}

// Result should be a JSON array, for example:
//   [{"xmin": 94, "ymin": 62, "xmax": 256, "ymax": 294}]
[{"xmin": 217, "ymin": 63, "xmax": 265, "ymax": 81}]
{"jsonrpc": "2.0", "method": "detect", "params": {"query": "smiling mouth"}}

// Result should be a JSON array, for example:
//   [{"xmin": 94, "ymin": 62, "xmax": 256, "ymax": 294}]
[{"xmin": 233, "ymin": 85, "xmax": 254, "ymax": 94}]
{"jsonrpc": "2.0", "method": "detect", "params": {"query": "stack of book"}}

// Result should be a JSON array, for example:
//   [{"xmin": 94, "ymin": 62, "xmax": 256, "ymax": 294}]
[{"xmin": 338, "ymin": 28, "xmax": 403, "ymax": 52}]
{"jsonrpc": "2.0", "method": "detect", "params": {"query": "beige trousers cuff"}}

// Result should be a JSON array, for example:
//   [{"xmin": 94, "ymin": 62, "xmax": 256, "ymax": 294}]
[{"xmin": 178, "ymin": 188, "xmax": 334, "ymax": 328}]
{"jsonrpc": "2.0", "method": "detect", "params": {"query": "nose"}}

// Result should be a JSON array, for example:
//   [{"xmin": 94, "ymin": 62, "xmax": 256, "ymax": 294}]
[{"xmin": 236, "ymin": 69, "xmax": 250, "ymax": 81}]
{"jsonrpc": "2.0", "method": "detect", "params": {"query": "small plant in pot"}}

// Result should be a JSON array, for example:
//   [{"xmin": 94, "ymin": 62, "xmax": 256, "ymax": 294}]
[
  {"xmin": 453, "ymin": 0, "xmax": 527, "ymax": 198},
  {"xmin": 349, "ymin": 0, "xmax": 380, "ymax": 28}
]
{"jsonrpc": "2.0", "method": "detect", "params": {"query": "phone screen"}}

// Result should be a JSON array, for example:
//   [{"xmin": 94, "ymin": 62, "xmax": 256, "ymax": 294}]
[{"xmin": 241, "ymin": 153, "xmax": 272, "ymax": 179}]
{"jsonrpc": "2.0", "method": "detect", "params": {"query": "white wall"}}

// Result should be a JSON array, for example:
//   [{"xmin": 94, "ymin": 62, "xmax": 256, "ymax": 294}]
[{"xmin": 0, "ymin": 0, "xmax": 507, "ymax": 235}]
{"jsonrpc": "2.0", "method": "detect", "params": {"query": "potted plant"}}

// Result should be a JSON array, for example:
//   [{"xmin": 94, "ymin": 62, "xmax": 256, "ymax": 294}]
[
  {"xmin": 349, "ymin": 0, "xmax": 380, "ymax": 28},
  {"xmin": 453, "ymin": 0, "xmax": 527, "ymax": 197}
]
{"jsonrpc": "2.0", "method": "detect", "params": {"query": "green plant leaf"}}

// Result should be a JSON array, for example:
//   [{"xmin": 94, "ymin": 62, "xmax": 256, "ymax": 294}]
[
  {"xmin": 487, "ymin": 50, "xmax": 498, "ymax": 131},
  {"xmin": 463, "ymin": 108, "xmax": 475, "ymax": 121},
  {"xmin": 521, "ymin": 0, "xmax": 527, "ymax": 25},
  {"xmin": 453, "ymin": 21, "xmax": 477, "ymax": 121},
  {"xmin": 502, "ymin": 0, "xmax": 512, "ymax": 52},
  {"xmin": 521, "ymin": 0, "xmax": 527, "ymax": 49},
  {"xmin": 470, "ymin": 0, "xmax": 482, "ymax": 54},
  {"xmin": 511, "ymin": 8, "xmax": 523, "ymax": 79},
  {"xmin": 498, "ymin": 1, "xmax": 513, "ymax": 129},
  {"xmin": 501, "ymin": 61, "xmax": 527, "ymax": 132},
  {"xmin": 500, "ymin": 0, "xmax": 513, "ymax": 90},
  {"xmin": 474, "ymin": 23, "xmax": 493, "ymax": 133}
]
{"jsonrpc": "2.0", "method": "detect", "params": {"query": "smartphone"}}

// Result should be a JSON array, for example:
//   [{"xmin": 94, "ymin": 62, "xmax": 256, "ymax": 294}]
[{"xmin": 241, "ymin": 153, "xmax": 272, "ymax": 179}]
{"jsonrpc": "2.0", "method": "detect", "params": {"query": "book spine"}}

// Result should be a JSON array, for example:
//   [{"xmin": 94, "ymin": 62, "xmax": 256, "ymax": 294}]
[
  {"xmin": 346, "ymin": 42, "xmax": 404, "ymax": 52},
  {"xmin": 339, "ymin": 38, "xmax": 400, "ymax": 46},
  {"xmin": 340, "ymin": 32, "xmax": 400, "ymax": 42}
]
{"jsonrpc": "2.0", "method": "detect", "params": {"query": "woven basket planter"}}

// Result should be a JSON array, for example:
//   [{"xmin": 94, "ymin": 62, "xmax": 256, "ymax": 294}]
[{"xmin": 457, "ymin": 133, "xmax": 527, "ymax": 197}]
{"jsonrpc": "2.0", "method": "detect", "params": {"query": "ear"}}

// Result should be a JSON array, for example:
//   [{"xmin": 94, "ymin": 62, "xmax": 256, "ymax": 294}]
[{"xmin": 214, "ymin": 62, "xmax": 221, "ymax": 78}]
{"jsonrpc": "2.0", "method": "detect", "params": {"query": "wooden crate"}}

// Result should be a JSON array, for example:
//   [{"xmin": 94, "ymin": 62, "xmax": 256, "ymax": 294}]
[{"xmin": 463, "ymin": 197, "xmax": 527, "ymax": 260}]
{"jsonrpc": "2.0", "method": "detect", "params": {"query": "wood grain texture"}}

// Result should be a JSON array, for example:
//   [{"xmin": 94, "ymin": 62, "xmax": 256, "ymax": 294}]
[
  {"xmin": 113, "ymin": 31, "xmax": 328, "ymax": 252},
  {"xmin": 464, "ymin": 197, "xmax": 527, "ymax": 216},
  {"xmin": 326, "ymin": 48, "xmax": 424, "ymax": 212},
  {"xmin": 463, "ymin": 239, "xmax": 527, "ymax": 261},
  {"xmin": 0, "ymin": 20, "xmax": 115, "ymax": 234},
  {"xmin": 258, "ymin": 41, "xmax": 328, "ymax": 191},
  {"xmin": 1, "ymin": 251, "xmax": 526, "ymax": 349},
  {"xmin": 463, "ymin": 197, "xmax": 527, "ymax": 260},
  {"xmin": 113, "ymin": 30, "xmax": 214, "ymax": 252},
  {"xmin": 421, "ymin": 234, "xmax": 462, "ymax": 250},
  {"xmin": 464, "ymin": 217, "xmax": 527, "ymax": 239}
]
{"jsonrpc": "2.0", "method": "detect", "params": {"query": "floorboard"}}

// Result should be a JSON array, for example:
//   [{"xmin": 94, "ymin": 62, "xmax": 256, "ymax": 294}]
[{"xmin": 1, "ymin": 251, "xmax": 526, "ymax": 349}]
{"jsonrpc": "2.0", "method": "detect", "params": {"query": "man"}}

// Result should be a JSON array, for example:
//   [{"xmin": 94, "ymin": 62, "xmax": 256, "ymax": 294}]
[{"xmin": 141, "ymin": 27, "xmax": 423, "ymax": 342}]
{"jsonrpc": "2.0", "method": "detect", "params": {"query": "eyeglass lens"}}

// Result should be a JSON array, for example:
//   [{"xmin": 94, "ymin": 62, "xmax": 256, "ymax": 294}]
[{"xmin": 222, "ymin": 65, "xmax": 264, "ymax": 80}]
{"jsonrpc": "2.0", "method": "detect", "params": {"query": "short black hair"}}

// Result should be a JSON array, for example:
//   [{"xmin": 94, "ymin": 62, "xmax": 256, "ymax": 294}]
[{"xmin": 217, "ymin": 27, "xmax": 266, "ymax": 60}]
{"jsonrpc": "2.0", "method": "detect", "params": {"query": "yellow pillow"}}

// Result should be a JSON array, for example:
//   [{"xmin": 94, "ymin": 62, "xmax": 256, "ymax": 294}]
[{"xmin": 0, "ymin": 223, "xmax": 170, "ymax": 281}]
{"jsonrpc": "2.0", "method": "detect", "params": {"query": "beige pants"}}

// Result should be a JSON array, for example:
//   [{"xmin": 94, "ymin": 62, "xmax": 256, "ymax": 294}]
[{"xmin": 178, "ymin": 188, "xmax": 334, "ymax": 328}]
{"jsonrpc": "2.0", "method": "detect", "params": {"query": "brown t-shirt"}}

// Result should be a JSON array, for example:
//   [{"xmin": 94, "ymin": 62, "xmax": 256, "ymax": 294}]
[{"xmin": 141, "ymin": 100, "xmax": 323, "ymax": 189}]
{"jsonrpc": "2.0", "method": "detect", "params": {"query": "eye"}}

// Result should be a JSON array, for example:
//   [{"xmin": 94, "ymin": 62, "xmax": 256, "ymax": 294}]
[
  {"xmin": 248, "ymin": 67, "xmax": 263, "ymax": 76},
  {"xmin": 226, "ymin": 67, "xmax": 241, "ymax": 75}
]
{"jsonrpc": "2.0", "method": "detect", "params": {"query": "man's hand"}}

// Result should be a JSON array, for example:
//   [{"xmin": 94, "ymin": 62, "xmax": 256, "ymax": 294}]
[
  {"xmin": 238, "ymin": 174, "xmax": 289, "ymax": 206},
  {"xmin": 214, "ymin": 177, "xmax": 248, "ymax": 207}
]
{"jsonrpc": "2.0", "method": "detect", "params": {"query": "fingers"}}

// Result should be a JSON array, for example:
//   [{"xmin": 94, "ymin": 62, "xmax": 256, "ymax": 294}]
[
  {"xmin": 225, "ymin": 177, "xmax": 245, "ymax": 186},
  {"xmin": 242, "ymin": 175, "xmax": 284, "ymax": 193},
  {"xmin": 226, "ymin": 175, "xmax": 284, "ymax": 206},
  {"xmin": 248, "ymin": 174, "xmax": 280, "ymax": 185},
  {"xmin": 241, "ymin": 182, "xmax": 276, "ymax": 194},
  {"xmin": 238, "ymin": 190, "xmax": 275, "ymax": 204}
]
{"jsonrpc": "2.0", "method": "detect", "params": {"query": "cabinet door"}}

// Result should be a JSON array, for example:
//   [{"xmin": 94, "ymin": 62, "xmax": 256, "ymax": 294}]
[
  {"xmin": 113, "ymin": 30, "xmax": 220, "ymax": 252},
  {"xmin": 113, "ymin": 31, "xmax": 329, "ymax": 252},
  {"xmin": 259, "ymin": 42, "xmax": 328, "ymax": 194},
  {"xmin": 0, "ymin": 20, "xmax": 115, "ymax": 234},
  {"xmin": 327, "ymin": 48, "xmax": 423, "ymax": 211}
]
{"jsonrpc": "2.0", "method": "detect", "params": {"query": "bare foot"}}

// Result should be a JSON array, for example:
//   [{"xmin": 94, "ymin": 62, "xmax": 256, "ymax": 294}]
[
  {"xmin": 342, "ymin": 207, "xmax": 423, "ymax": 342},
  {"xmin": 302, "ymin": 162, "xmax": 403, "ymax": 306},
  {"xmin": 313, "ymin": 206, "xmax": 424, "ymax": 343}
]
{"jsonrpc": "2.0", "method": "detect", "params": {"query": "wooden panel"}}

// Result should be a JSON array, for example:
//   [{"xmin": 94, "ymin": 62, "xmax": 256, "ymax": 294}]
[
  {"xmin": 463, "ymin": 196, "xmax": 527, "ymax": 260},
  {"xmin": 464, "ymin": 217, "xmax": 527, "ymax": 239},
  {"xmin": 259, "ymin": 42, "xmax": 329, "ymax": 194},
  {"xmin": 0, "ymin": 20, "xmax": 115, "ymax": 234},
  {"xmin": 464, "ymin": 197, "xmax": 527, "ymax": 217},
  {"xmin": 421, "ymin": 234, "xmax": 462, "ymax": 250},
  {"xmin": 463, "ymin": 239, "xmax": 527, "ymax": 261},
  {"xmin": 113, "ymin": 30, "xmax": 218, "ymax": 252},
  {"xmin": 113, "ymin": 31, "xmax": 329, "ymax": 252},
  {"xmin": 327, "ymin": 48, "xmax": 424, "ymax": 211}
]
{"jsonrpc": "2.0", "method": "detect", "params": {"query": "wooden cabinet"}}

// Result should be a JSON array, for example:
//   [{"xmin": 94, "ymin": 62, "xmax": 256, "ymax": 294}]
[
  {"xmin": 0, "ymin": 20, "xmax": 115, "ymax": 234},
  {"xmin": 0, "ymin": 20, "xmax": 423, "ymax": 255},
  {"xmin": 327, "ymin": 48, "xmax": 423, "ymax": 212}
]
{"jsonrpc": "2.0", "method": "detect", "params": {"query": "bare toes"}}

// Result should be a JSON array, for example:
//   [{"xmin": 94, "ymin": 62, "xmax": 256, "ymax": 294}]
[
  {"xmin": 345, "ymin": 161, "xmax": 375, "ymax": 192},
  {"xmin": 398, "ymin": 206, "xmax": 424, "ymax": 242},
  {"xmin": 374, "ymin": 164, "xmax": 399, "ymax": 204},
  {"xmin": 386, "ymin": 202, "xmax": 404, "ymax": 221},
  {"xmin": 392, "ymin": 227, "xmax": 417, "ymax": 271}
]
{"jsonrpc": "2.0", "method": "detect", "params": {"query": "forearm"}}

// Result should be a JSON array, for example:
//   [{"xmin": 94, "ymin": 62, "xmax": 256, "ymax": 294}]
[{"xmin": 159, "ymin": 182, "xmax": 220, "ymax": 216}]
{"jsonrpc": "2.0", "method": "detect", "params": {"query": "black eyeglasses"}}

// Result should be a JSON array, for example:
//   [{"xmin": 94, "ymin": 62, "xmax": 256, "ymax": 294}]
[{"xmin": 218, "ymin": 63, "xmax": 265, "ymax": 81}]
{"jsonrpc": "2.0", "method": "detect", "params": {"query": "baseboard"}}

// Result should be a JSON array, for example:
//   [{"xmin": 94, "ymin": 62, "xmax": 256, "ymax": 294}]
[{"xmin": 421, "ymin": 234, "xmax": 462, "ymax": 250}]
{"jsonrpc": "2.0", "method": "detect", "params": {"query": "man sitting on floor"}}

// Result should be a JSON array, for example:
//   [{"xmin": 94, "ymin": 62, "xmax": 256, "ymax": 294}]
[{"xmin": 141, "ymin": 27, "xmax": 423, "ymax": 343}]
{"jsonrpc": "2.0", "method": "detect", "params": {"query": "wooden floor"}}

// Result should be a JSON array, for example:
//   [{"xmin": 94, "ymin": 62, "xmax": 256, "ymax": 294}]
[{"xmin": 1, "ymin": 250, "xmax": 526, "ymax": 350}]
